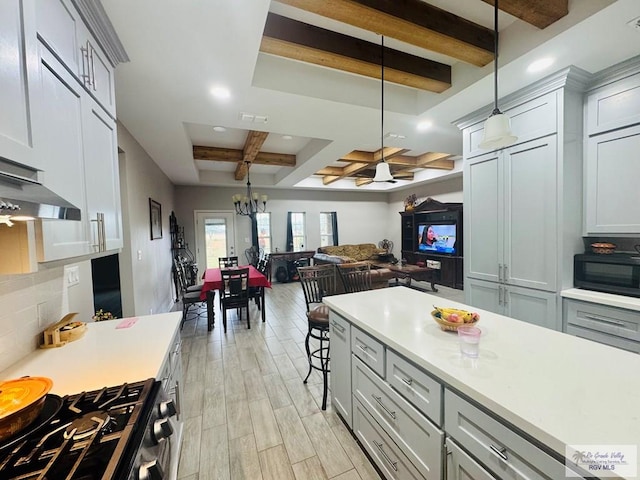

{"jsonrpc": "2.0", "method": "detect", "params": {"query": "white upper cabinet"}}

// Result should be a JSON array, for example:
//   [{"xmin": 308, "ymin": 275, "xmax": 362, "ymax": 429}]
[
  {"xmin": 584, "ymin": 58, "xmax": 640, "ymax": 235},
  {"xmin": 0, "ymin": 0, "xmax": 40, "ymax": 169},
  {"xmin": 83, "ymin": 99, "xmax": 122, "ymax": 251},
  {"xmin": 35, "ymin": 0, "xmax": 117, "ymax": 117}
]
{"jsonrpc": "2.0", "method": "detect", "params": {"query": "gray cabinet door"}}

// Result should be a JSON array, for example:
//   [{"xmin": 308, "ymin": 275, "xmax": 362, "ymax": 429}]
[
  {"xmin": 0, "ymin": 0, "xmax": 39, "ymax": 169},
  {"xmin": 505, "ymin": 286, "xmax": 558, "ymax": 331},
  {"xmin": 465, "ymin": 278, "xmax": 501, "ymax": 315},
  {"xmin": 585, "ymin": 124, "xmax": 640, "ymax": 234},
  {"xmin": 465, "ymin": 150, "xmax": 501, "ymax": 283},
  {"xmin": 329, "ymin": 312, "xmax": 352, "ymax": 427},
  {"xmin": 503, "ymin": 136, "xmax": 557, "ymax": 291}
]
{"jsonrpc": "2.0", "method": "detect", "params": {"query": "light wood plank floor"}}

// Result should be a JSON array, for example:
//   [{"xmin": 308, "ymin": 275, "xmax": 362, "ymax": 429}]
[{"xmin": 176, "ymin": 281, "xmax": 463, "ymax": 479}]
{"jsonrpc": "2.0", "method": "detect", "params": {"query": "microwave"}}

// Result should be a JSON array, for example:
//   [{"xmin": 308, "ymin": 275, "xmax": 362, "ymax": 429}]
[{"xmin": 574, "ymin": 253, "xmax": 640, "ymax": 297}]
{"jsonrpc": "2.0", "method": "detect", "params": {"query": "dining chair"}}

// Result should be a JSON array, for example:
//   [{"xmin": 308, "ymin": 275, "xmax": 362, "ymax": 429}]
[
  {"xmin": 219, "ymin": 256, "xmax": 239, "ymax": 268},
  {"xmin": 250, "ymin": 255, "xmax": 270, "ymax": 320},
  {"xmin": 174, "ymin": 258, "xmax": 206, "ymax": 327},
  {"xmin": 337, "ymin": 262, "xmax": 372, "ymax": 293},
  {"xmin": 296, "ymin": 264, "xmax": 338, "ymax": 410},
  {"xmin": 219, "ymin": 267, "xmax": 250, "ymax": 332}
]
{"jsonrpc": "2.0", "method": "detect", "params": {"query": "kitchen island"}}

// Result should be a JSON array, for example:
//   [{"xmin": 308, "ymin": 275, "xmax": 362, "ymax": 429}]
[{"xmin": 324, "ymin": 287, "xmax": 640, "ymax": 480}]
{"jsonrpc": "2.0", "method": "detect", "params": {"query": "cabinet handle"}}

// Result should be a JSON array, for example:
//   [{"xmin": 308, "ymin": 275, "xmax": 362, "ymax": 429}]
[
  {"xmin": 583, "ymin": 314, "xmax": 625, "ymax": 326},
  {"xmin": 357, "ymin": 343, "xmax": 368, "ymax": 352},
  {"xmin": 504, "ymin": 264, "xmax": 508, "ymax": 280},
  {"xmin": 490, "ymin": 444, "xmax": 509, "ymax": 461},
  {"xmin": 81, "ymin": 44, "xmax": 91, "ymax": 86},
  {"xmin": 498, "ymin": 285, "xmax": 503, "ymax": 305},
  {"xmin": 372, "ymin": 394, "xmax": 396, "ymax": 419},
  {"xmin": 401, "ymin": 377, "xmax": 412, "ymax": 386},
  {"xmin": 91, "ymin": 214, "xmax": 102, "ymax": 251},
  {"xmin": 89, "ymin": 44, "xmax": 97, "ymax": 91},
  {"xmin": 498, "ymin": 264, "xmax": 503, "ymax": 282},
  {"xmin": 503, "ymin": 287, "xmax": 508, "ymax": 306},
  {"xmin": 331, "ymin": 321, "xmax": 345, "ymax": 333},
  {"xmin": 100, "ymin": 213, "xmax": 106, "ymax": 251},
  {"xmin": 373, "ymin": 440, "xmax": 398, "ymax": 471}
]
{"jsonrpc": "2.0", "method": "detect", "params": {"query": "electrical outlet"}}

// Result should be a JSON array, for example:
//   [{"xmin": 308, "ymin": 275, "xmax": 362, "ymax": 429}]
[
  {"xmin": 149, "ymin": 308, "xmax": 153, "ymax": 315},
  {"xmin": 137, "ymin": 250, "xmax": 142, "ymax": 261},
  {"xmin": 65, "ymin": 265, "xmax": 80, "ymax": 286}
]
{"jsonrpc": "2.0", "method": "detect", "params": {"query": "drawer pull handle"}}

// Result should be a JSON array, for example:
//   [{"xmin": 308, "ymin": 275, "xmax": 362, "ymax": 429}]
[
  {"xmin": 584, "ymin": 314, "xmax": 626, "ymax": 327},
  {"xmin": 401, "ymin": 377, "xmax": 412, "ymax": 386},
  {"xmin": 331, "ymin": 321, "xmax": 346, "ymax": 333},
  {"xmin": 373, "ymin": 440, "xmax": 398, "ymax": 471},
  {"xmin": 372, "ymin": 395, "xmax": 396, "ymax": 419},
  {"xmin": 490, "ymin": 444, "xmax": 508, "ymax": 461},
  {"xmin": 357, "ymin": 343, "xmax": 368, "ymax": 352}
]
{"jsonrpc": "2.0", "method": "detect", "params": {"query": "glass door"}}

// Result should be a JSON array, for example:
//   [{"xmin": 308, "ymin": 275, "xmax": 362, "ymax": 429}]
[{"xmin": 194, "ymin": 211, "xmax": 236, "ymax": 270}]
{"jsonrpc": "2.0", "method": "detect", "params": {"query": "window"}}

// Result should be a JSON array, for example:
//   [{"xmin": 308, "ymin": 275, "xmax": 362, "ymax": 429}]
[
  {"xmin": 320, "ymin": 212, "xmax": 338, "ymax": 246},
  {"xmin": 256, "ymin": 212, "xmax": 271, "ymax": 253},
  {"xmin": 289, "ymin": 212, "xmax": 306, "ymax": 251}
]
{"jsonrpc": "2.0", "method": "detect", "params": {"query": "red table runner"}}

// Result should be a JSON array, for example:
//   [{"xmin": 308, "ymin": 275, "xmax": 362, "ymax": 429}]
[{"xmin": 200, "ymin": 265, "xmax": 271, "ymax": 300}]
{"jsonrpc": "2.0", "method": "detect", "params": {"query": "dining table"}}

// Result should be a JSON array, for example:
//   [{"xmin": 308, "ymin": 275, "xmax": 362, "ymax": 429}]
[{"xmin": 200, "ymin": 265, "xmax": 272, "ymax": 331}]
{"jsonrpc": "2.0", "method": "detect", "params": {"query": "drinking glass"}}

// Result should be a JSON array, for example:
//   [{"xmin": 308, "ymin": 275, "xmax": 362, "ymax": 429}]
[{"xmin": 457, "ymin": 325, "xmax": 481, "ymax": 358}]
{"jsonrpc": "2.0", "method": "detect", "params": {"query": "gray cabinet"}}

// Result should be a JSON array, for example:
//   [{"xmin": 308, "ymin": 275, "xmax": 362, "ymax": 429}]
[
  {"xmin": 585, "ymin": 124, "xmax": 640, "ymax": 234},
  {"xmin": 563, "ymin": 298, "xmax": 640, "ymax": 353},
  {"xmin": 466, "ymin": 278, "xmax": 558, "ymax": 330},
  {"xmin": 446, "ymin": 438, "xmax": 498, "ymax": 480},
  {"xmin": 329, "ymin": 311, "xmax": 352, "ymax": 427},
  {"xmin": 0, "ymin": 0, "xmax": 40, "ymax": 170},
  {"xmin": 460, "ymin": 68, "xmax": 587, "ymax": 331}
]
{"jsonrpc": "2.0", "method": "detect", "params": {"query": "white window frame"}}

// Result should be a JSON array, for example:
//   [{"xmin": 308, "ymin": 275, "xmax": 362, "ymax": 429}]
[
  {"xmin": 256, "ymin": 212, "xmax": 272, "ymax": 253},
  {"xmin": 320, "ymin": 212, "xmax": 336, "ymax": 247},
  {"xmin": 291, "ymin": 212, "xmax": 306, "ymax": 251}
]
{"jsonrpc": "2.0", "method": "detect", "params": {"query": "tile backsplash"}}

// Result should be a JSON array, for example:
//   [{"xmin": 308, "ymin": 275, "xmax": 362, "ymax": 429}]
[{"xmin": 0, "ymin": 267, "xmax": 69, "ymax": 372}]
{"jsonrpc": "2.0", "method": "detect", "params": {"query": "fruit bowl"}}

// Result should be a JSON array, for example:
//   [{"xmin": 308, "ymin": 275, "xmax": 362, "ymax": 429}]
[{"xmin": 431, "ymin": 307, "xmax": 480, "ymax": 332}]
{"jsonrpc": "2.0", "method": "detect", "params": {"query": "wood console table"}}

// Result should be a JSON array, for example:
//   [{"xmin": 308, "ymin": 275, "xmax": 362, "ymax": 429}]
[{"xmin": 268, "ymin": 250, "xmax": 316, "ymax": 282}]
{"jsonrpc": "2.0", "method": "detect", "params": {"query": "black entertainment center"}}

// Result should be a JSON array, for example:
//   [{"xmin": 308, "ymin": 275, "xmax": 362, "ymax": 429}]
[{"xmin": 400, "ymin": 198, "xmax": 464, "ymax": 290}]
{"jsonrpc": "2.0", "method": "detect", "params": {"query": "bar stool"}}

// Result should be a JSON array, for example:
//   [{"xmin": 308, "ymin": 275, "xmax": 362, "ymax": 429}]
[{"xmin": 297, "ymin": 264, "xmax": 338, "ymax": 410}]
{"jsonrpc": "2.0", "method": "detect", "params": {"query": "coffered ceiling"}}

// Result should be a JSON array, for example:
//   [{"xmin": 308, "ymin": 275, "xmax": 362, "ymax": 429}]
[{"xmin": 102, "ymin": 0, "xmax": 640, "ymax": 192}]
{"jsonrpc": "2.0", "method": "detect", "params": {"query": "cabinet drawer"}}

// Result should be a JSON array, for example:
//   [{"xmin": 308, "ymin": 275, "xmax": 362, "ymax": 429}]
[
  {"xmin": 386, "ymin": 349, "xmax": 442, "ymax": 426},
  {"xmin": 353, "ymin": 400, "xmax": 427, "ymax": 480},
  {"xmin": 446, "ymin": 438, "xmax": 497, "ymax": 480},
  {"xmin": 565, "ymin": 325, "xmax": 640, "ymax": 354},
  {"xmin": 353, "ymin": 357, "xmax": 443, "ymax": 480},
  {"xmin": 444, "ymin": 389, "xmax": 568, "ymax": 480},
  {"xmin": 565, "ymin": 300, "xmax": 640, "ymax": 342},
  {"xmin": 351, "ymin": 326, "xmax": 385, "ymax": 377}
]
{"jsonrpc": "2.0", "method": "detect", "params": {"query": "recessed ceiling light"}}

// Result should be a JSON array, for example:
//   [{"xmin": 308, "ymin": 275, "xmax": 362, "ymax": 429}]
[
  {"xmin": 210, "ymin": 86, "xmax": 231, "ymax": 99},
  {"xmin": 282, "ymin": 135, "xmax": 293, "ymax": 140},
  {"xmin": 213, "ymin": 126, "xmax": 226, "ymax": 132},
  {"xmin": 527, "ymin": 57, "xmax": 555, "ymax": 73},
  {"xmin": 417, "ymin": 121, "xmax": 433, "ymax": 131}
]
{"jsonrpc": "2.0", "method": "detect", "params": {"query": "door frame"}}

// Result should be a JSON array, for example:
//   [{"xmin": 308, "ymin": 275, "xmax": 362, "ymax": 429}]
[{"xmin": 194, "ymin": 210, "xmax": 236, "ymax": 271}]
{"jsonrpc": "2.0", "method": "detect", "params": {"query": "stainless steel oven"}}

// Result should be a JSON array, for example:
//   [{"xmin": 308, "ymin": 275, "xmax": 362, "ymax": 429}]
[{"xmin": 574, "ymin": 253, "xmax": 640, "ymax": 297}]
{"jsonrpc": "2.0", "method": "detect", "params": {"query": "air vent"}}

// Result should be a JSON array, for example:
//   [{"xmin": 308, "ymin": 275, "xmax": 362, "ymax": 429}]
[{"xmin": 239, "ymin": 112, "xmax": 268, "ymax": 123}]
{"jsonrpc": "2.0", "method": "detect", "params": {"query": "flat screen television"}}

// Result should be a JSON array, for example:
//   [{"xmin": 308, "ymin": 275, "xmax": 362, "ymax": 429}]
[{"xmin": 416, "ymin": 222, "xmax": 457, "ymax": 255}]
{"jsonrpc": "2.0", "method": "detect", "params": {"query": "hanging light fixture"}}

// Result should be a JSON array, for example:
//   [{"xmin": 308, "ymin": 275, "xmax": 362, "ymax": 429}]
[
  {"xmin": 232, "ymin": 161, "xmax": 267, "ymax": 216},
  {"xmin": 478, "ymin": 0, "xmax": 517, "ymax": 150},
  {"xmin": 373, "ymin": 35, "xmax": 394, "ymax": 182}
]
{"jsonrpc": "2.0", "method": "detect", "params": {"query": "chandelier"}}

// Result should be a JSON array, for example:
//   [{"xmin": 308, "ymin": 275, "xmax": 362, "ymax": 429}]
[{"xmin": 232, "ymin": 161, "xmax": 267, "ymax": 216}]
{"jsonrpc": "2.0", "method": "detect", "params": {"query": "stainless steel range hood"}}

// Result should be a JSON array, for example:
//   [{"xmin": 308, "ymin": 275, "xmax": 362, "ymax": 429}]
[{"xmin": 0, "ymin": 159, "xmax": 81, "ymax": 221}]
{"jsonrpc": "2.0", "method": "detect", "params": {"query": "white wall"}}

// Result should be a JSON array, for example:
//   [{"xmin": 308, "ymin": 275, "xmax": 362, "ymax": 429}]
[
  {"xmin": 386, "ymin": 175, "xmax": 463, "ymax": 257},
  {"xmin": 174, "ymin": 186, "xmax": 390, "ymax": 265},
  {"xmin": 116, "ymin": 123, "xmax": 176, "ymax": 316}
]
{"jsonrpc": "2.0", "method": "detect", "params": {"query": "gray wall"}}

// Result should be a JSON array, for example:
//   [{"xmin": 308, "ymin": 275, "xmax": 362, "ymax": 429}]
[{"xmin": 117, "ymin": 123, "xmax": 176, "ymax": 316}]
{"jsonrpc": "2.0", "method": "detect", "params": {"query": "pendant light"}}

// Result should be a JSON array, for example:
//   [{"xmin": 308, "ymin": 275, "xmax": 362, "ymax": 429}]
[
  {"xmin": 373, "ymin": 35, "xmax": 394, "ymax": 182},
  {"xmin": 478, "ymin": 0, "xmax": 517, "ymax": 150}
]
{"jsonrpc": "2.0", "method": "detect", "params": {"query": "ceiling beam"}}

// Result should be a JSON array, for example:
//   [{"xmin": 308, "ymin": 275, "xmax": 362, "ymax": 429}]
[
  {"xmin": 274, "ymin": 0, "xmax": 494, "ymax": 67},
  {"xmin": 193, "ymin": 146, "xmax": 296, "ymax": 166},
  {"xmin": 481, "ymin": 0, "xmax": 568, "ymax": 29},
  {"xmin": 414, "ymin": 152, "xmax": 453, "ymax": 165},
  {"xmin": 234, "ymin": 131, "xmax": 269, "ymax": 180},
  {"xmin": 315, "ymin": 167, "xmax": 344, "ymax": 175},
  {"xmin": 261, "ymin": 13, "xmax": 451, "ymax": 92}
]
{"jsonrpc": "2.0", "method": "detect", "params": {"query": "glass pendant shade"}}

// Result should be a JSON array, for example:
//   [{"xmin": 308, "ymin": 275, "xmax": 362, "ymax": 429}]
[
  {"xmin": 478, "ymin": 112, "xmax": 517, "ymax": 150},
  {"xmin": 373, "ymin": 161, "xmax": 393, "ymax": 182}
]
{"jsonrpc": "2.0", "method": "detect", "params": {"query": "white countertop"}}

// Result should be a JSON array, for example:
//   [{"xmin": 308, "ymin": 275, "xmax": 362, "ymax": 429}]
[
  {"xmin": 0, "ymin": 312, "xmax": 182, "ymax": 396},
  {"xmin": 324, "ymin": 288, "xmax": 640, "ymax": 478},
  {"xmin": 562, "ymin": 288, "xmax": 640, "ymax": 312}
]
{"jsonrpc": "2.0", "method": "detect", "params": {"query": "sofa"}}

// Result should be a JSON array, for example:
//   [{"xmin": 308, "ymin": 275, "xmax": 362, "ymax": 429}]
[
  {"xmin": 313, "ymin": 244, "xmax": 396, "ymax": 290},
  {"xmin": 313, "ymin": 243, "xmax": 387, "ymax": 265}
]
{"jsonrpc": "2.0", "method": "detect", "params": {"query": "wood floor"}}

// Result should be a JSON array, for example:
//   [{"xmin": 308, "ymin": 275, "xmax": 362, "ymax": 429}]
[{"xmin": 176, "ymin": 281, "xmax": 463, "ymax": 479}]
